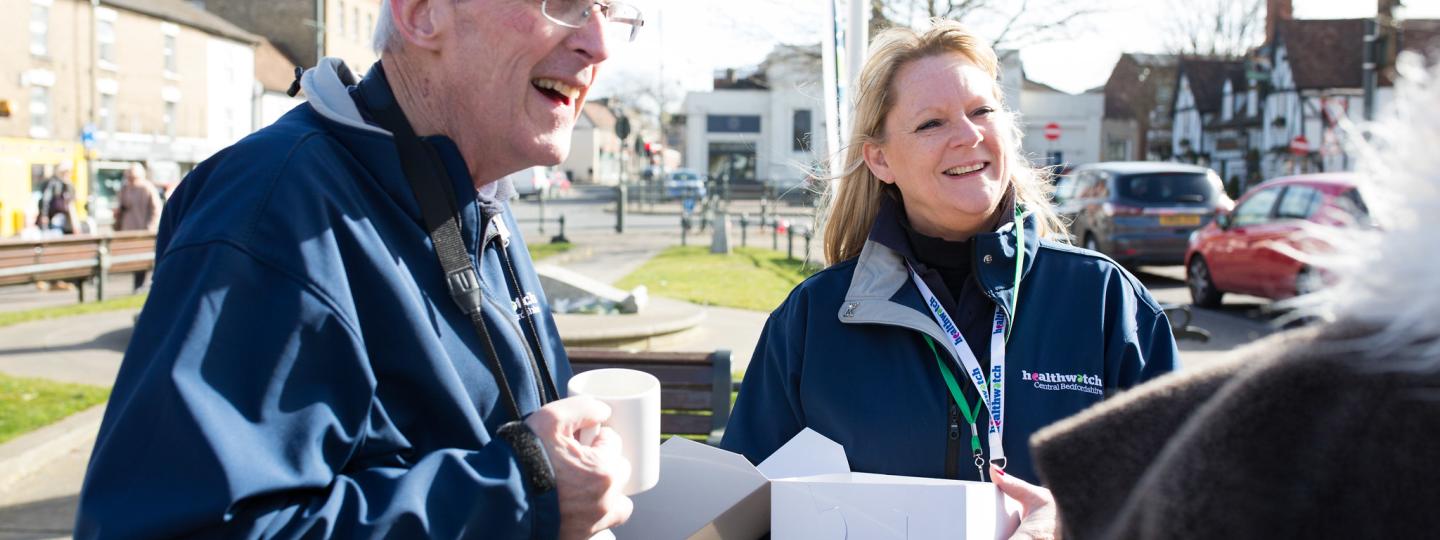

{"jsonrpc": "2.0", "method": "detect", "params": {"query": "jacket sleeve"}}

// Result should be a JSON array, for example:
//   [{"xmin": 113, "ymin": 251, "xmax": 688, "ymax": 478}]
[
  {"xmin": 75, "ymin": 242, "xmax": 559, "ymax": 540},
  {"xmin": 1107, "ymin": 280, "xmax": 1180, "ymax": 389},
  {"xmin": 719, "ymin": 305, "xmax": 807, "ymax": 465}
]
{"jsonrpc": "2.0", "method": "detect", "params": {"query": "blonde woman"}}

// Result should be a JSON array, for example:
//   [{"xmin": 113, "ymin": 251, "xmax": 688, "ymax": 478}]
[{"xmin": 722, "ymin": 20, "xmax": 1179, "ymax": 513}]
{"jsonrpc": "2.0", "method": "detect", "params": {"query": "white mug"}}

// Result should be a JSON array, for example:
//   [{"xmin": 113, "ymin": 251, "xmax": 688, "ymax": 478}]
[{"xmin": 567, "ymin": 368, "xmax": 661, "ymax": 495}]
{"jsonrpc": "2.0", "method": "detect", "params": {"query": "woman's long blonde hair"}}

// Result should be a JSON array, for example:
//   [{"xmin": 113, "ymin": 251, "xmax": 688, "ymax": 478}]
[{"xmin": 820, "ymin": 21, "xmax": 1066, "ymax": 265}]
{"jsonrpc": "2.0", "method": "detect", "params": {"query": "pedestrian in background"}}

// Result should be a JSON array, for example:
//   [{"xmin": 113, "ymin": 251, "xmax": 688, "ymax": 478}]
[
  {"xmin": 35, "ymin": 161, "xmax": 76, "ymax": 235},
  {"xmin": 113, "ymin": 163, "xmax": 162, "ymax": 292},
  {"xmin": 723, "ymin": 21, "xmax": 1177, "ymax": 539},
  {"xmin": 1029, "ymin": 53, "xmax": 1440, "ymax": 539}
]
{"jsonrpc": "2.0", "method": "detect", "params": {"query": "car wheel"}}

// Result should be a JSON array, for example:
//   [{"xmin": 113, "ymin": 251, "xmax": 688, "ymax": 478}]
[
  {"xmin": 1295, "ymin": 266, "xmax": 1322, "ymax": 297},
  {"xmin": 1188, "ymin": 256, "xmax": 1223, "ymax": 308}
]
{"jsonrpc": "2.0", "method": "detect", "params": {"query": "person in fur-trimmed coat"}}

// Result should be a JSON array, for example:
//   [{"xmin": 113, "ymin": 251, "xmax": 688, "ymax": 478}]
[{"xmin": 1016, "ymin": 53, "xmax": 1440, "ymax": 539}]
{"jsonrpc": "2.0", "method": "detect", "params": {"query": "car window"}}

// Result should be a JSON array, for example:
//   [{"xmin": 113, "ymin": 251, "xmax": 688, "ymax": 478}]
[
  {"xmin": 1078, "ymin": 172, "xmax": 1106, "ymax": 198},
  {"xmin": 1232, "ymin": 187, "xmax": 1281, "ymax": 227},
  {"xmin": 1115, "ymin": 173, "xmax": 1212, "ymax": 203},
  {"xmin": 1053, "ymin": 175, "xmax": 1076, "ymax": 201},
  {"xmin": 1275, "ymin": 186, "xmax": 1323, "ymax": 220}
]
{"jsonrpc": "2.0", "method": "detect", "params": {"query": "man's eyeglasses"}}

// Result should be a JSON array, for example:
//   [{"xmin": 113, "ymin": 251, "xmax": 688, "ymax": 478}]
[{"xmin": 540, "ymin": 0, "xmax": 645, "ymax": 43}]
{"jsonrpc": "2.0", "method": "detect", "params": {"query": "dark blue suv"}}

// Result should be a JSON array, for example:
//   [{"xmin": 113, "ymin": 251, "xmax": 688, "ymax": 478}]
[{"xmin": 1054, "ymin": 162, "xmax": 1233, "ymax": 266}]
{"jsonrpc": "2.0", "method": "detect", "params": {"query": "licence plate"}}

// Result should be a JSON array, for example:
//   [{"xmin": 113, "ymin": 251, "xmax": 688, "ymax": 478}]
[{"xmin": 1159, "ymin": 215, "xmax": 1202, "ymax": 227}]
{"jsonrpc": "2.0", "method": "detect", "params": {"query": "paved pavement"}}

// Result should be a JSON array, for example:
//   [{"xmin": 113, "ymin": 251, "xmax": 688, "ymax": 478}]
[{"xmin": 0, "ymin": 187, "xmax": 1280, "ymax": 536}]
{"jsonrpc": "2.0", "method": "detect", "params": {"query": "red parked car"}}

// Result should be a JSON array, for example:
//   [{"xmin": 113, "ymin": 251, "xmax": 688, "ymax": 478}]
[{"xmin": 1185, "ymin": 173, "xmax": 1371, "ymax": 307}]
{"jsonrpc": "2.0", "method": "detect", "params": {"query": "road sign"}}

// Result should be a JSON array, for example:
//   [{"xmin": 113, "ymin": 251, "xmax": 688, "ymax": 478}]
[
  {"xmin": 1289, "ymin": 135, "xmax": 1309, "ymax": 155},
  {"xmin": 615, "ymin": 115, "xmax": 631, "ymax": 141},
  {"xmin": 1043, "ymin": 122, "xmax": 1061, "ymax": 141}
]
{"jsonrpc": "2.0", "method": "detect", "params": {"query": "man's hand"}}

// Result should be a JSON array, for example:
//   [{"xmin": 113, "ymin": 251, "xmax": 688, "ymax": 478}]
[
  {"xmin": 992, "ymin": 464, "xmax": 1060, "ymax": 540},
  {"xmin": 526, "ymin": 397, "xmax": 633, "ymax": 540}
]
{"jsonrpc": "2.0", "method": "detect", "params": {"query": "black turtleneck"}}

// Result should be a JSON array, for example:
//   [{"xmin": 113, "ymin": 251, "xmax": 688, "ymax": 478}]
[{"xmin": 901, "ymin": 220, "xmax": 974, "ymax": 307}]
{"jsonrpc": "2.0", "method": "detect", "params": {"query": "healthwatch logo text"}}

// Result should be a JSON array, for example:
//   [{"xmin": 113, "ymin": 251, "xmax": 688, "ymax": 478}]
[{"xmin": 1020, "ymin": 370, "xmax": 1104, "ymax": 396}]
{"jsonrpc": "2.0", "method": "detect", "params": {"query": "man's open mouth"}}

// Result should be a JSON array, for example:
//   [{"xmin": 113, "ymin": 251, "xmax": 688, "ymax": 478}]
[{"xmin": 533, "ymin": 78, "xmax": 581, "ymax": 106}]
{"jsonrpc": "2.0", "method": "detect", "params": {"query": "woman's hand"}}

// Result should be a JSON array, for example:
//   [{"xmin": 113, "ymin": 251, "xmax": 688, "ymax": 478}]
[{"xmin": 992, "ymin": 464, "xmax": 1060, "ymax": 540}]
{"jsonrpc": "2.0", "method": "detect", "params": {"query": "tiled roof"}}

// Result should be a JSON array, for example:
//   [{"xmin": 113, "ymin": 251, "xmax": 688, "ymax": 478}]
[
  {"xmin": 103, "ymin": 0, "xmax": 259, "ymax": 44},
  {"xmin": 255, "ymin": 40, "xmax": 301, "ymax": 94},
  {"xmin": 1178, "ymin": 58, "xmax": 1245, "ymax": 113},
  {"xmin": 1278, "ymin": 18, "xmax": 1366, "ymax": 89},
  {"xmin": 1401, "ymin": 19, "xmax": 1440, "ymax": 62},
  {"xmin": 583, "ymin": 102, "xmax": 616, "ymax": 130}
]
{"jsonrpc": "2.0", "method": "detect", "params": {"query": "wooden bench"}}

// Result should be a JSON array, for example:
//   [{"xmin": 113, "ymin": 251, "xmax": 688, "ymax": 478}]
[
  {"xmin": 0, "ymin": 231, "xmax": 158, "ymax": 302},
  {"xmin": 566, "ymin": 347, "xmax": 733, "ymax": 445}
]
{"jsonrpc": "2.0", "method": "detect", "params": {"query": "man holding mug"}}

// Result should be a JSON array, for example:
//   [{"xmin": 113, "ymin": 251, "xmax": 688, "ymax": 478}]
[{"xmin": 76, "ymin": 1, "xmax": 645, "ymax": 538}]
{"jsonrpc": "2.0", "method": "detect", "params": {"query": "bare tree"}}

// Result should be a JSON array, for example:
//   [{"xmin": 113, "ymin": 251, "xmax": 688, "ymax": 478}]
[
  {"xmin": 1161, "ymin": 0, "xmax": 1265, "ymax": 58},
  {"xmin": 871, "ymin": 0, "xmax": 1109, "ymax": 50}
]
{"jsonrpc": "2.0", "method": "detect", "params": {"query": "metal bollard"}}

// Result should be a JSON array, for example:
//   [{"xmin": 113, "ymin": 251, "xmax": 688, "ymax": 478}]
[
  {"xmin": 787, "ymin": 226, "xmax": 795, "ymax": 260},
  {"xmin": 803, "ymin": 228, "xmax": 813, "ymax": 264},
  {"xmin": 616, "ymin": 184, "xmax": 627, "ymax": 234},
  {"xmin": 681, "ymin": 214, "xmax": 692, "ymax": 246},
  {"xmin": 538, "ymin": 190, "xmax": 546, "ymax": 235},
  {"xmin": 773, "ymin": 217, "xmax": 780, "ymax": 250},
  {"xmin": 550, "ymin": 214, "xmax": 570, "ymax": 244},
  {"xmin": 739, "ymin": 213, "xmax": 749, "ymax": 247}
]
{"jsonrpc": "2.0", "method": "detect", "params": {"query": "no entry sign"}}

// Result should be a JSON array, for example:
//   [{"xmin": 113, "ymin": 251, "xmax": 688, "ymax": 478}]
[{"xmin": 1044, "ymin": 122, "xmax": 1061, "ymax": 141}]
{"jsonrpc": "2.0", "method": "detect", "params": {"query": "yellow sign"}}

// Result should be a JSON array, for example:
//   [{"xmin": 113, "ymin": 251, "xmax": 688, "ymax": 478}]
[{"xmin": 0, "ymin": 137, "xmax": 89, "ymax": 237}]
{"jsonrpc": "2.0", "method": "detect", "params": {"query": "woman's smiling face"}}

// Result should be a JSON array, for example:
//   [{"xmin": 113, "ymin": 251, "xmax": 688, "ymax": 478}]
[{"xmin": 864, "ymin": 52, "xmax": 1010, "ymax": 240}]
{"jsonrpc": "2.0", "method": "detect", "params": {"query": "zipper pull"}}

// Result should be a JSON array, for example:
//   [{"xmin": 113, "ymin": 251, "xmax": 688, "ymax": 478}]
[{"xmin": 948, "ymin": 404, "xmax": 961, "ymax": 441}]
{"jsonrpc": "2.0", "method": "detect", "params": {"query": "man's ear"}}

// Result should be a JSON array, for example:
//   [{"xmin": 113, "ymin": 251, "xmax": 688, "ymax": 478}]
[
  {"xmin": 390, "ymin": 0, "xmax": 445, "ymax": 52},
  {"xmin": 863, "ymin": 141, "xmax": 895, "ymax": 184}
]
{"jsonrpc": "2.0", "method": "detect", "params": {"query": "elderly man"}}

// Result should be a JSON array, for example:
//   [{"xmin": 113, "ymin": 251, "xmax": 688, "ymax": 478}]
[{"xmin": 76, "ymin": 1, "xmax": 643, "ymax": 538}]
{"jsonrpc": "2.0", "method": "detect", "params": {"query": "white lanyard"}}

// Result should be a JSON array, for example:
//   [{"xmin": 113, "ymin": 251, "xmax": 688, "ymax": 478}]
[{"xmin": 906, "ymin": 266, "xmax": 1010, "ymax": 470}]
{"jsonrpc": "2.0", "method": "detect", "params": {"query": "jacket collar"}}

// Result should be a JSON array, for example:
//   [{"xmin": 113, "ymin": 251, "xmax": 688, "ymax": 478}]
[{"xmin": 840, "ymin": 194, "xmax": 1041, "ymax": 330}]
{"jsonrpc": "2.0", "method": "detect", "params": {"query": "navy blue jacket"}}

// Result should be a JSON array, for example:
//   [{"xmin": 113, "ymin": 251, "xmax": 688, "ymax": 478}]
[
  {"xmin": 76, "ymin": 59, "xmax": 567, "ymax": 539},
  {"xmin": 722, "ymin": 197, "xmax": 1179, "ymax": 483}
]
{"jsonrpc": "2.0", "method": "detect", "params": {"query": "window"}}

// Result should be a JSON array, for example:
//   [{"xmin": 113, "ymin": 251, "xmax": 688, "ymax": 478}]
[
  {"xmin": 1117, "ymin": 173, "xmax": 1214, "ymax": 204},
  {"xmin": 352, "ymin": 6, "xmax": 360, "ymax": 40},
  {"xmin": 367, "ymin": 13, "xmax": 374, "ymax": 42},
  {"xmin": 30, "ymin": 0, "xmax": 49, "ymax": 57},
  {"xmin": 792, "ymin": 109, "xmax": 811, "ymax": 152},
  {"xmin": 29, "ymin": 85, "xmax": 51, "ymax": 138},
  {"xmin": 97, "ymin": 12, "xmax": 116, "ymax": 65},
  {"xmin": 1232, "ymin": 187, "xmax": 1281, "ymax": 227},
  {"xmin": 1276, "ymin": 186, "xmax": 1322, "ymax": 220},
  {"xmin": 99, "ymin": 93, "xmax": 115, "ymax": 133},
  {"xmin": 164, "ymin": 34, "xmax": 177, "ymax": 74},
  {"xmin": 706, "ymin": 115, "xmax": 761, "ymax": 133},
  {"xmin": 338, "ymin": 2, "xmax": 347, "ymax": 38},
  {"xmin": 164, "ymin": 101, "xmax": 177, "ymax": 138}
]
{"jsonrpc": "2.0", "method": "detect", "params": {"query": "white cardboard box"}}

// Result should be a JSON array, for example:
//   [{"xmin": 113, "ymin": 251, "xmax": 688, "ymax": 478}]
[{"xmin": 613, "ymin": 428, "xmax": 1020, "ymax": 539}]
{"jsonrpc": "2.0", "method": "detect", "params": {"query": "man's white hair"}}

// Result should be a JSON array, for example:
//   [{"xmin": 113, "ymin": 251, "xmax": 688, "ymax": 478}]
[
  {"xmin": 1298, "ymin": 51, "xmax": 1440, "ymax": 362},
  {"xmin": 373, "ymin": 0, "xmax": 397, "ymax": 54}
]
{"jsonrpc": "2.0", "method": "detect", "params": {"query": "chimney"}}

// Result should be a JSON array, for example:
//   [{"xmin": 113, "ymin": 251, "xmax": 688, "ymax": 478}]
[{"xmin": 1266, "ymin": 0, "xmax": 1293, "ymax": 45}]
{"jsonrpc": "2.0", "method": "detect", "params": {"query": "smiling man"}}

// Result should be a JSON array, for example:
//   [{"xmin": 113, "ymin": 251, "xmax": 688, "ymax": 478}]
[{"xmin": 75, "ymin": 1, "xmax": 643, "ymax": 538}]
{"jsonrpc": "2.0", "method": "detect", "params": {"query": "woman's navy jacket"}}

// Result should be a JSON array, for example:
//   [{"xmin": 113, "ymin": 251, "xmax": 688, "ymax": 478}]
[{"xmin": 722, "ymin": 198, "xmax": 1180, "ymax": 483}]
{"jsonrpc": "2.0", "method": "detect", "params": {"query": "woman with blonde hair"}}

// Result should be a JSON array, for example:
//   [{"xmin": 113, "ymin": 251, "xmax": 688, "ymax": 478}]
[{"xmin": 722, "ymin": 20, "xmax": 1178, "ymax": 517}]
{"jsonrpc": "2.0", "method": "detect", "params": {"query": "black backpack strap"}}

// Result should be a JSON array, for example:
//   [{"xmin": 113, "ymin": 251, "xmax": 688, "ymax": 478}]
[{"xmin": 360, "ymin": 62, "xmax": 527, "ymax": 423}]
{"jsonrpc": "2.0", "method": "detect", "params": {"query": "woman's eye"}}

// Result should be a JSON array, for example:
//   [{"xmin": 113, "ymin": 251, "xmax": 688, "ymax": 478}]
[
  {"xmin": 971, "ymin": 106, "xmax": 996, "ymax": 117},
  {"xmin": 916, "ymin": 120, "xmax": 942, "ymax": 131}
]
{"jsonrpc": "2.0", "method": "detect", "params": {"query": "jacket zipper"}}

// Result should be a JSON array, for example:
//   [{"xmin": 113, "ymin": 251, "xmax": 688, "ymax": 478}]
[
  {"xmin": 946, "ymin": 402, "xmax": 961, "ymax": 479},
  {"xmin": 476, "ymin": 214, "xmax": 550, "ymax": 408},
  {"xmin": 497, "ymin": 242, "xmax": 558, "ymax": 403}
]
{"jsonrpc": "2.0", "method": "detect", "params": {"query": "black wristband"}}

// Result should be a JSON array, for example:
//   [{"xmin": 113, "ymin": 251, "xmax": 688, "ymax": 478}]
[{"xmin": 496, "ymin": 421, "xmax": 557, "ymax": 495}]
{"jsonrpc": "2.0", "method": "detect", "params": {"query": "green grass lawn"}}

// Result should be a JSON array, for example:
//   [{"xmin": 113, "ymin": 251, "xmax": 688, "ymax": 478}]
[
  {"xmin": 0, "ymin": 373, "xmax": 110, "ymax": 445},
  {"xmin": 614, "ymin": 246, "xmax": 820, "ymax": 313},
  {"xmin": 528, "ymin": 241, "xmax": 574, "ymax": 262},
  {"xmin": 0, "ymin": 293, "xmax": 148, "ymax": 329}
]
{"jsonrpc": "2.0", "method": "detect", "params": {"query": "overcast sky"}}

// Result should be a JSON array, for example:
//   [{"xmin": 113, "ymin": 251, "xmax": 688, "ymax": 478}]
[{"xmin": 592, "ymin": 0, "xmax": 1440, "ymax": 100}]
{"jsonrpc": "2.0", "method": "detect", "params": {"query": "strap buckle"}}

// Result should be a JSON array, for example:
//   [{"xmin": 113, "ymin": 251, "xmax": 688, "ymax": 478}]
[{"xmin": 446, "ymin": 267, "xmax": 483, "ymax": 315}]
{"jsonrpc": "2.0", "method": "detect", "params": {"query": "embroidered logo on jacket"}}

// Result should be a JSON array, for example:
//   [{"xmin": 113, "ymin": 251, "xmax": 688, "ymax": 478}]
[
  {"xmin": 512, "ymin": 292, "xmax": 541, "ymax": 320},
  {"xmin": 1020, "ymin": 370, "xmax": 1104, "ymax": 396}
]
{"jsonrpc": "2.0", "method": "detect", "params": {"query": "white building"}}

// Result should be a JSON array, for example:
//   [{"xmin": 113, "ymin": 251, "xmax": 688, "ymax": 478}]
[
  {"xmin": 1017, "ymin": 79, "xmax": 1103, "ymax": 169},
  {"xmin": 560, "ymin": 102, "xmax": 623, "ymax": 185},
  {"xmin": 682, "ymin": 46, "xmax": 829, "ymax": 195}
]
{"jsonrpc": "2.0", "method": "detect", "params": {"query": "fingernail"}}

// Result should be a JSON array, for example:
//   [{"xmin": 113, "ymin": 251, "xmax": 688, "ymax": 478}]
[{"xmin": 992, "ymin": 466, "xmax": 1006, "ymax": 477}]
